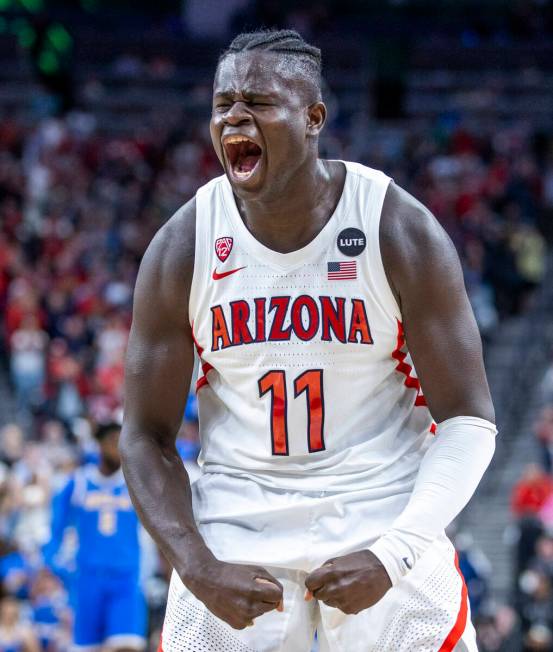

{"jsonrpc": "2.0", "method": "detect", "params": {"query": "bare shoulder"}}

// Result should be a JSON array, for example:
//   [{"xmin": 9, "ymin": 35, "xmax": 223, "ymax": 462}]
[
  {"xmin": 142, "ymin": 197, "xmax": 196, "ymax": 283},
  {"xmin": 379, "ymin": 181, "xmax": 462, "ymax": 304},
  {"xmin": 135, "ymin": 197, "xmax": 196, "ymax": 327}
]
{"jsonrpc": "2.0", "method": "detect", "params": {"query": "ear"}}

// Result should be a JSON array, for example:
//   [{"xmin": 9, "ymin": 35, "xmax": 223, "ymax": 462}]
[{"xmin": 306, "ymin": 101, "xmax": 326, "ymax": 137}]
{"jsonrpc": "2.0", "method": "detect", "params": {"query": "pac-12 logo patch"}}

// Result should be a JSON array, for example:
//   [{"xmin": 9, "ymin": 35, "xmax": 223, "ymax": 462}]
[
  {"xmin": 337, "ymin": 228, "xmax": 366, "ymax": 257},
  {"xmin": 215, "ymin": 237, "xmax": 233, "ymax": 262}
]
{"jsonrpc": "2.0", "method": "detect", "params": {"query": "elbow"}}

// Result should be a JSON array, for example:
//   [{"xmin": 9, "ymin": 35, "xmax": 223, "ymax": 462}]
[
  {"xmin": 118, "ymin": 422, "xmax": 178, "ymax": 464},
  {"xmin": 480, "ymin": 400, "xmax": 496, "ymax": 426},
  {"xmin": 476, "ymin": 386, "xmax": 496, "ymax": 425},
  {"xmin": 442, "ymin": 395, "xmax": 496, "ymax": 426},
  {"xmin": 118, "ymin": 426, "xmax": 134, "ymax": 465}
]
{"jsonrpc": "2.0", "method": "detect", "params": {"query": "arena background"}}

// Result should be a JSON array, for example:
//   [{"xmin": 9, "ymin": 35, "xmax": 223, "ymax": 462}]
[{"xmin": 0, "ymin": 0, "xmax": 552, "ymax": 649}]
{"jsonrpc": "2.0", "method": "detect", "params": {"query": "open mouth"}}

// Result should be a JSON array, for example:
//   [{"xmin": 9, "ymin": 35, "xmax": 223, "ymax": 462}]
[{"xmin": 223, "ymin": 135, "xmax": 263, "ymax": 181}]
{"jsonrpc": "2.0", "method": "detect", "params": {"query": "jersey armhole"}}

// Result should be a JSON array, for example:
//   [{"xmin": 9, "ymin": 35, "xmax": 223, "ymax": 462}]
[{"xmin": 188, "ymin": 187, "xmax": 209, "ymax": 325}]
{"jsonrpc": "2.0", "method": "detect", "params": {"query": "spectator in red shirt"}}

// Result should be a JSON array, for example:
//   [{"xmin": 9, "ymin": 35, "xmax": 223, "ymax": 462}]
[{"xmin": 511, "ymin": 464, "xmax": 553, "ymax": 518}]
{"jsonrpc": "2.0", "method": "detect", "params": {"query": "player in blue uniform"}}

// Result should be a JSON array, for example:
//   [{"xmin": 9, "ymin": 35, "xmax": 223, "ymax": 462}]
[{"xmin": 44, "ymin": 423, "xmax": 146, "ymax": 652}]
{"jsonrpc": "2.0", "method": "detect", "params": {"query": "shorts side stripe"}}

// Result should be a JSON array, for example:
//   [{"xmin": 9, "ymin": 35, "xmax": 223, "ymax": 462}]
[{"xmin": 437, "ymin": 552, "xmax": 468, "ymax": 652}]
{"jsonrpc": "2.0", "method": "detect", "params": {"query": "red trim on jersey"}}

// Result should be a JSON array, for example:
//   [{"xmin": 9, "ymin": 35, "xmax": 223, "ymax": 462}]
[
  {"xmin": 191, "ymin": 322, "xmax": 212, "ymax": 392},
  {"xmin": 437, "ymin": 552, "xmax": 469, "ymax": 652},
  {"xmin": 392, "ymin": 321, "xmax": 436, "ymax": 435},
  {"xmin": 156, "ymin": 632, "xmax": 163, "ymax": 652},
  {"xmin": 392, "ymin": 320, "xmax": 428, "ymax": 408},
  {"xmin": 196, "ymin": 375, "xmax": 209, "ymax": 391}
]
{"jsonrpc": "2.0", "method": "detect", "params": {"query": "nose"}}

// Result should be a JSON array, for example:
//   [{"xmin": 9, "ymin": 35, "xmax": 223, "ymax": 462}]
[{"xmin": 223, "ymin": 101, "xmax": 252, "ymax": 126}]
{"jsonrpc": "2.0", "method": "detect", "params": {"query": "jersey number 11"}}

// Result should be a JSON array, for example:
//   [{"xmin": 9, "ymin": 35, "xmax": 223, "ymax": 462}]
[{"xmin": 258, "ymin": 369, "xmax": 325, "ymax": 456}]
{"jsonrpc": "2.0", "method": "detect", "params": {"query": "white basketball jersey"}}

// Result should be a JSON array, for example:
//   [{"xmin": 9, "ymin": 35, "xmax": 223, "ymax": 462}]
[{"xmin": 189, "ymin": 161, "xmax": 434, "ymax": 494}]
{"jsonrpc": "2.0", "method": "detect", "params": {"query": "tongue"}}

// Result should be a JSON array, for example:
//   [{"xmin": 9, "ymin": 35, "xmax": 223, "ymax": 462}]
[{"xmin": 237, "ymin": 155, "xmax": 259, "ymax": 173}]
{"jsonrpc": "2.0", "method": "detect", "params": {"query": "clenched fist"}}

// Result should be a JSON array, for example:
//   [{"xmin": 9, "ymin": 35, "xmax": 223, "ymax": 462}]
[
  {"xmin": 304, "ymin": 549, "xmax": 392, "ymax": 615},
  {"xmin": 186, "ymin": 557, "xmax": 284, "ymax": 630}
]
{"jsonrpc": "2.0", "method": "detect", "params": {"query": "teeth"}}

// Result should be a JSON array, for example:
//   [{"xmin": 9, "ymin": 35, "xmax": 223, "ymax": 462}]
[
  {"xmin": 234, "ymin": 170, "xmax": 253, "ymax": 178},
  {"xmin": 224, "ymin": 135, "xmax": 254, "ymax": 145}
]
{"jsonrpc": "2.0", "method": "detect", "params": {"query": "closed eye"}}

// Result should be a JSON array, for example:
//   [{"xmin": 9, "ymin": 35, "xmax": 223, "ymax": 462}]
[
  {"xmin": 248, "ymin": 98, "xmax": 274, "ymax": 106},
  {"xmin": 213, "ymin": 100, "xmax": 274, "ymax": 111}
]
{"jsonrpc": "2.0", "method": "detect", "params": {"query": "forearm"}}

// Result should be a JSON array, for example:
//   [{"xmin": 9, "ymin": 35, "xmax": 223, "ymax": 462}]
[
  {"xmin": 120, "ymin": 427, "xmax": 215, "ymax": 581},
  {"xmin": 370, "ymin": 416, "xmax": 497, "ymax": 584}
]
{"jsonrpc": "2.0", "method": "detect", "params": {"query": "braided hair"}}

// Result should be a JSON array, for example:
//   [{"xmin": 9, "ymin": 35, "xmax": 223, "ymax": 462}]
[{"xmin": 218, "ymin": 29, "xmax": 322, "ymax": 100}]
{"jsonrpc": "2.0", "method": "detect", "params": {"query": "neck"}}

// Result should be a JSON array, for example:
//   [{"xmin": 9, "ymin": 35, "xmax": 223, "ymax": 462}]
[
  {"xmin": 234, "ymin": 158, "xmax": 344, "ymax": 254},
  {"xmin": 99, "ymin": 461, "xmax": 120, "ymax": 477}
]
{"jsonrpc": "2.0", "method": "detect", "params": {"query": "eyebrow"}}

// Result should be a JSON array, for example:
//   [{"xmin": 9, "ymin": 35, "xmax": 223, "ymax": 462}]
[{"xmin": 213, "ymin": 89, "xmax": 277, "ymax": 100}]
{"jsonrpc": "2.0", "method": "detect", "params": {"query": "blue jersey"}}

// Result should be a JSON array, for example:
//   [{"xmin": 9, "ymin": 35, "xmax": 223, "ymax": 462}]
[
  {"xmin": 45, "ymin": 465, "xmax": 140, "ymax": 574},
  {"xmin": 0, "ymin": 551, "xmax": 33, "ymax": 599}
]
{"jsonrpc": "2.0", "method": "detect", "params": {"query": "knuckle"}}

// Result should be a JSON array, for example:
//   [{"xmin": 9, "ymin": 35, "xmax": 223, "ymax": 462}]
[
  {"xmin": 231, "ymin": 616, "xmax": 249, "ymax": 630},
  {"xmin": 251, "ymin": 607, "xmax": 265, "ymax": 620},
  {"xmin": 253, "ymin": 583, "xmax": 270, "ymax": 597},
  {"xmin": 228, "ymin": 617, "xmax": 243, "ymax": 629}
]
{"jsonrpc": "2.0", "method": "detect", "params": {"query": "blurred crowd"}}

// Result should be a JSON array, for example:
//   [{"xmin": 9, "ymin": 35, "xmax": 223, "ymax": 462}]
[
  {"xmin": 0, "ymin": 15, "xmax": 552, "ymax": 645},
  {"xmin": 358, "ymin": 122, "xmax": 550, "ymax": 339},
  {"xmin": 0, "ymin": 107, "xmax": 221, "ymax": 426},
  {"xmin": 507, "ymin": 389, "xmax": 553, "ymax": 652},
  {"xmin": 0, "ymin": 76, "xmax": 216, "ymax": 645},
  {"xmin": 0, "ymin": 416, "xmax": 200, "ymax": 650}
]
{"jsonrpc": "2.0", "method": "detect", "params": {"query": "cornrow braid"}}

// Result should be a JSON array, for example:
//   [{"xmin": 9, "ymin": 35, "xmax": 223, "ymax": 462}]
[
  {"xmin": 219, "ymin": 29, "xmax": 322, "ymax": 99},
  {"xmin": 224, "ymin": 29, "xmax": 321, "ymax": 68}
]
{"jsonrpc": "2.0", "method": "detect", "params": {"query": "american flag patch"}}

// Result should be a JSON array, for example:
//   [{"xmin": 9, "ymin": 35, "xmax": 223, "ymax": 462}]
[{"xmin": 327, "ymin": 261, "xmax": 357, "ymax": 280}]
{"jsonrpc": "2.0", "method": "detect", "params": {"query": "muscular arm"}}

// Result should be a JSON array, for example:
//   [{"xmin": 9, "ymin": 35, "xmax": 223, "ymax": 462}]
[
  {"xmin": 380, "ymin": 182, "xmax": 494, "ymax": 423},
  {"xmin": 120, "ymin": 199, "xmax": 283, "ymax": 628},
  {"xmin": 305, "ymin": 182, "xmax": 496, "ymax": 613},
  {"xmin": 43, "ymin": 477, "xmax": 75, "ymax": 571},
  {"xmin": 120, "ymin": 200, "xmax": 202, "ymax": 576}
]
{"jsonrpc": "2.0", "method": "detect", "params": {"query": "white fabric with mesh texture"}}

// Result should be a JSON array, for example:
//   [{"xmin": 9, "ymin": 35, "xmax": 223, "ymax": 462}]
[
  {"xmin": 373, "ymin": 552, "xmax": 462, "ymax": 651},
  {"xmin": 162, "ymin": 575, "xmax": 258, "ymax": 652}
]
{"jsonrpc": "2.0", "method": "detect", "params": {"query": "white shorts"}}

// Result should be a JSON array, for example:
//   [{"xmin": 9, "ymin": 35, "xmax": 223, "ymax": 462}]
[{"xmin": 161, "ymin": 473, "xmax": 477, "ymax": 651}]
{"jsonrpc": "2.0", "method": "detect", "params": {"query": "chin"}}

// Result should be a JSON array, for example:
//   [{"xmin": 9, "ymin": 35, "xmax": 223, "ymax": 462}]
[
  {"xmin": 226, "ymin": 167, "xmax": 266, "ymax": 197},
  {"xmin": 104, "ymin": 460, "xmax": 121, "ymax": 474}
]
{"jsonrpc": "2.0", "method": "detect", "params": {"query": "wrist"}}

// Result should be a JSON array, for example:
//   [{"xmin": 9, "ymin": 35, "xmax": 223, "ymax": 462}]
[
  {"xmin": 176, "ymin": 534, "xmax": 219, "ymax": 587},
  {"xmin": 176, "ymin": 544, "xmax": 220, "ymax": 593},
  {"xmin": 369, "ymin": 535, "xmax": 404, "ymax": 587}
]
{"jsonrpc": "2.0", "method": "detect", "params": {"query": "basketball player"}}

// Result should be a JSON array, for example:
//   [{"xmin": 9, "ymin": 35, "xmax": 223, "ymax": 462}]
[
  {"xmin": 120, "ymin": 30, "xmax": 496, "ymax": 651},
  {"xmin": 46, "ymin": 423, "xmax": 146, "ymax": 651}
]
